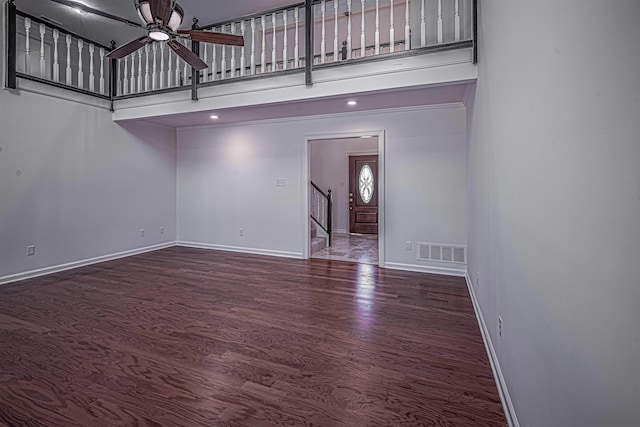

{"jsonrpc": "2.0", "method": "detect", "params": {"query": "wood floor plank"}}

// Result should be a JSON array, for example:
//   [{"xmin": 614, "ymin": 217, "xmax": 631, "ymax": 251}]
[{"xmin": 0, "ymin": 247, "xmax": 506, "ymax": 426}]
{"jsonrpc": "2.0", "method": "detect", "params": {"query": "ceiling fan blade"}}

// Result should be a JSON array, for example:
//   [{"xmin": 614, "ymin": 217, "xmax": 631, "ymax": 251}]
[
  {"xmin": 107, "ymin": 37, "xmax": 150, "ymax": 59},
  {"xmin": 150, "ymin": 0, "xmax": 173, "ymax": 25},
  {"xmin": 168, "ymin": 41, "xmax": 208, "ymax": 71},
  {"xmin": 49, "ymin": 0, "xmax": 145, "ymax": 29},
  {"xmin": 177, "ymin": 30, "xmax": 245, "ymax": 47}
]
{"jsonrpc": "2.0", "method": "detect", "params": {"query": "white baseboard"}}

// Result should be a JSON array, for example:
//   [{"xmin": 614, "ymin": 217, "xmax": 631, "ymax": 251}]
[
  {"xmin": 176, "ymin": 241, "xmax": 303, "ymax": 260},
  {"xmin": 0, "ymin": 242, "xmax": 176, "ymax": 286},
  {"xmin": 465, "ymin": 273, "xmax": 520, "ymax": 427},
  {"xmin": 383, "ymin": 262, "xmax": 466, "ymax": 277}
]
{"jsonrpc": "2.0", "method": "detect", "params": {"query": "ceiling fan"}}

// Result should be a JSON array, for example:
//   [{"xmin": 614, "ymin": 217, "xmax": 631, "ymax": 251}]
[{"xmin": 50, "ymin": 0, "xmax": 245, "ymax": 71}]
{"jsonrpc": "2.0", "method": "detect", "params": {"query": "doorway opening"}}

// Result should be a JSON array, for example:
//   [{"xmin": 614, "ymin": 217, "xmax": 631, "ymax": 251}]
[{"xmin": 306, "ymin": 134, "xmax": 383, "ymax": 265}]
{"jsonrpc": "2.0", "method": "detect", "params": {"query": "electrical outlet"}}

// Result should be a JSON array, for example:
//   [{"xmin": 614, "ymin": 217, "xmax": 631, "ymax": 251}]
[
  {"xmin": 405, "ymin": 241, "xmax": 412, "ymax": 250},
  {"xmin": 27, "ymin": 245, "xmax": 36, "ymax": 256},
  {"xmin": 239, "ymin": 229, "xmax": 244, "ymax": 237},
  {"xmin": 139, "ymin": 229, "xmax": 145, "ymax": 237},
  {"xmin": 498, "ymin": 316, "xmax": 503, "ymax": 339},
  {"xmin": 160, "ymin": 227, "xmax": 165, "ymax": 235}
]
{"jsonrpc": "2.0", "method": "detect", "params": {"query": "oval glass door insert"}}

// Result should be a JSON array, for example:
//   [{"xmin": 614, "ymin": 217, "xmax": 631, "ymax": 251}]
[{"xmin": 358, "ymin": 164, "xmax": 374, "ymax": 203}]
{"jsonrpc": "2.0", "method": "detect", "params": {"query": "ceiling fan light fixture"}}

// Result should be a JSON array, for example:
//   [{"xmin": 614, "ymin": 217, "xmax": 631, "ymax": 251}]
[
  {"xmin": 136, "ymin": 1, "xmax": 154, "ymax": 25},
  {"xmin": 149, "ymin": 30, "xmax": 170, "ymax": 41},
  {"xmin": 167, "ymin": 4, "xmax": 184, "ymax": 31}
]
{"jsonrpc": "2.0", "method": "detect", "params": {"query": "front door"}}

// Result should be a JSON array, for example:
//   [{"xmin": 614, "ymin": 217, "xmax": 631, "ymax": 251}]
[{"xmin": 349, "ymin": 155, "xmax": 378, "ymax": 234}]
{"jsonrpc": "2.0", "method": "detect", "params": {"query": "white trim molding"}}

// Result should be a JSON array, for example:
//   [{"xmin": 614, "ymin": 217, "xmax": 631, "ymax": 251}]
[
  {"xmin": 0, "ymin": 242, "xmax": 176, "ymax": 286},
  {"xmin": 177, "ymin": 241, "xmax": 303, "ymax": 260},
  {"xmin": 465, "ymin": 273, "xmax": 520, "ymax": 427},
  {"xmin": 384, "ymin": 262, "xmax": 466, "ymax": 277}
]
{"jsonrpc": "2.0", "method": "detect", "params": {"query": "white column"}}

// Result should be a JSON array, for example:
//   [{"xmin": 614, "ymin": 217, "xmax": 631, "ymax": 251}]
[
  {"xmin": 174, "ymin": 46, "xmax": 180, "ymax": 86},
  {"xmin": 271, "ymin": 14, "xmax": 277, "ymax": 71},
  {"xmin": 152, "ymin": 42, "xmax": 158, "ymax": 90},
  {"xmin": 347, "ymin": 0, "xmax": 352, "ymax": 59},
  {"xmin": 389, "ymin": 0, "xmax": 395, "ymax": 53},
  {"xmin": 182, "ymin": 40, "xmax": 189, "ymax": 84},
  {"xmin": 52, "ymin": 29, "xmax": 60, "ymax": 82},
  {"xmin": 65, "ymin": 34, "xmax": 72, "ymax": 85},
  {"xmin": 374, "ymin": 0, "xmax": 380, "ymax": 55},
  {"xmin": 333, "ymin": 1, "xmax": 339, "ymax": 61},
  {"xmin": 144, "ymin": 43, "xmax": 150, "ymax": 91},
  {"xmin": 24, "ymin": 18, "xmax": 31, "ymax": 74},
  {"xmin": 211, "ymin": 43, "xmax": 217, "ymax": 81},
  {"xmin": 294, "ymin": 8, "xmax": 300, "ymax": 68},
  {"xmin": 123, "ymin": 56, "xmax": 129, "ymax": 95},
  {"xmin": 250, "ymin": 18, "xmax": 256, "ymax": 75},
  {"xmin": 282, "ymin": 11, "xmax": 288, "ymax": 70},
  {"xmin": 167, "ymin": 44, "xmax": 173, "ymax": 87},
  {"xmin": 88, "ymin": 44, "xmax": 95, "ymax": 91},
  {"xmin": 405, "ymin": 0, "xmax": 410, "ymax": 50},
  {"xmin": 320, "ymin": 1, "xmax": 326, "ymax": 64},
  {"xmin": 77, "ymin": 39, "xmax": 84, "ymax": 89},
  {"xmin": 455, "ymin": 0, "xmax": 461, "ymax": 41},
  {"xmin": 159, "ymin": 42, "xmax": 165, "ymax": 88},
  {"xmin": 99, "ymin": 48, "xmax": 105, "ymax": 94},
  {"xmin": 138, "ymin": 49, "xmax": 143, "ymax": 91},
  {"xmin": 131, "ymin": 52, "xmax": 137, "ymax": 93},
  {"xmin": 360, "ymin": 0, "xmax": 366, "ymax": 58},
  {"xmin": 261, "ymin": 15, "xmax": 266, "ymax": 74},
  {"xmin": 201, "ymin": 42, "xmax": 208, "ymax": 82},
  {"xmin": 230, "ymin": 23, "xmax": 236, "ymax": 77},
  {"xmin": 437, "ymin": 0, "xmax": 443, "ymax": 44},
  {"xmin": 240, "ymin": 21, "xmax": 246, "ymax": 76},
  {"xmin": 221, "ymin": 27, "xmax": 227, "ymax": 79},
  {"xmin": 39, "ymin": 24, "xmax": 46, "ymax": 77},
  {"xmin": 421, "ymin": 0, "xmax": 426, "ymax": 47}
]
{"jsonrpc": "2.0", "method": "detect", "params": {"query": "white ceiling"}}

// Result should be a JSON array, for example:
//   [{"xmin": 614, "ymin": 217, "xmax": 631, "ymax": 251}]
[
  {"xmin": 16, "ymin": 0, "xmax": 293, "ymax": 47},
  {"xmin": 141, "ymin": 84, "xmax": 471, "ymax": 129}
]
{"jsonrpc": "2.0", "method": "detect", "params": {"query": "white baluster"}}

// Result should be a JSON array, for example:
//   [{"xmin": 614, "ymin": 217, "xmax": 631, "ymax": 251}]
[
  {"xmin": 455, "ymin": 0, "xmax": 460, "ymax": 41},
  {"xmin": 174, "ymin": 45, "xmax": 180, "ymax": 86},
  {"xmin": 320, "ymin": 1, "xmax": 326, "ymax": 64},
  {"xmin": 250, "ymin": 18, "xmax": 256, "ymax": 75},
  {"xmin": 159, "ymin": 42, "xmax": 165, "ymax": 88},
  {"xmin": 65, "ymin": 34, "xmax": 72, "ymax": 85},
  {"xmin": 437, "ymin": 0, "xmax": 443, "ymax": 44},
  {"xmin": 99, "ymin": 48, "xmax": 105, "ymax": 94},
  {"xmin": 211, "ymin": 43, "xmax": 217, "ymax": 81},
  {"xmin": 334, "ymin": 1, "xmax": 339, "ymax": 61},
  {"xmin": 374, "ymin": 0, "xmax": 380, "ymax": 55},
  {"xmin": 52, "ymin": 29, "xmax": 59, "ymax": 82},
  {"xmin": 152, "ymin": 42, "xmax": 157, "ymax": 90},
  {"xmin": 24, "ymin": 18, "xmax": 31, "ymax": 74},
  {"xmin": 282, "ymin": 11, "xmax": 288, "ymax": 70},
  {"xmin": 389, "ymin": 0, "xmax": 395, "ymax": 53},
  {"xmin": 39, "ymin": 24, "xmax": 46, "ymax": 77},
  {"xmin": 294, "ymin": 8, "xmax": 299, "ymax": 68},
  {"xmin": 123, "ymin": 56, "xmax": 129, "ymax": 95},
  {"xmin": 88, "ymin": 44, "xmax": 95, "ymax": 91},
  {"xmin": 201, "ymin": 40, "xmax": 208, "ymax": 82},
  {"xmin": 421, "ymin": 0, "xmax": 426, "ymax": 47},
  {"xmin": 240, "ymin": 21, "xmax": 246, "ymax": 76},
  {"xmin": 117, "ymin": 59, "xmax": 121, "ymax": 95},
  {"xmin": 261, "ymin": 16, "xmax": 266, "ymax": 73},
  {"xmin": 77, "ymin": 39, "xmax": 84, "ymax": 89},
  {"xmin": 131, "ymin": 52, "xmax": 137, "ymax": 93},
  {"xmin": 360, "ymin": 0, "xmax": 366, "ymax": 58},
  {"xmin": 405, "ymin": 0, "xmax": 410, "ymax": 50},
  {"xmin": 144, "ymin": 43, "xmax": 150, "ymax": 91},
  {"xmin": 182, "ymin": 40, "xmax": 189, "ymax": 85},
  {"xmin": 229, "ymin": 24, "xmax": 236, "ymax": 77},
  {"xmin": 167, "ymin": 44, "xmax": 173, "ymax": 87},
  {"xmin": 221, "ymin": 27, "xmax": 227, "ymax": 79},
  {"xmin": 138, "ymin": 49, "xmax": 143, "ymax": 91},
  {"xmin": 271, "ymin": 14, "xmax": 277, "ymax": 71},
  {"xmin": 347, "ymin": 0, "xmax": 352, "ymax": 59}
]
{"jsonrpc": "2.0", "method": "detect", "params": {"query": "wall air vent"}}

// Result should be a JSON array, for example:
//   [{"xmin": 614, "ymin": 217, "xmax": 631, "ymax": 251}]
[{"xmin": 417, "ymin": 242, "xmax": 466, "ymax": 264}]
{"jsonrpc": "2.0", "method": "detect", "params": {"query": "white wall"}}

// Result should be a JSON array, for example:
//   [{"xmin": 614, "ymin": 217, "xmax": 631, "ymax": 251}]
[
  {"xmin": 1, "ymin": 12, "xmax": 177, "ymax": 281},
  {"xmin": 177, "ymin": 105, "xmax": 467, "ymax": 272},
  {"xmin": 310, "ymin": 137, "xmax": 378, "ymax": 233},
  {"xmin": 467, "ymin": 1, "xmax": 640, "ymax": 426}
]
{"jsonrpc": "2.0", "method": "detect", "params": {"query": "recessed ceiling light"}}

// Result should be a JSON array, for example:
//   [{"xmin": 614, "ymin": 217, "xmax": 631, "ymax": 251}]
[
  {"xmin": 73, "ymin": 7, "xmax": 86, "ymax": 15},
  {"xmin": 210, "ymin": 115, "xmax": 219, "ymax": 119},
  {"xmin": 347, "ymin": 100, "xmax": 358, "ymax": 106}
]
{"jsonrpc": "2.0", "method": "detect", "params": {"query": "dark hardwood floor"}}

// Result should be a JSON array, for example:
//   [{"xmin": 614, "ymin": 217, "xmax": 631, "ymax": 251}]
[{"xmin": 0, "ymin": 247, "xmax": 506, "ymax": 426}]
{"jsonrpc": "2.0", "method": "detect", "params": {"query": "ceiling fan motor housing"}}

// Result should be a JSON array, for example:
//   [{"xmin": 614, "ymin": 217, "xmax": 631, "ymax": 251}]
[{"xmin": 135, "ymin": 0, "xmax": 184, "ymax": 40}]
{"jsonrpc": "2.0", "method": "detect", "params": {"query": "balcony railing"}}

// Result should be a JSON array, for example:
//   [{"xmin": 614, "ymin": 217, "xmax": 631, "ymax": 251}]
[{"xmin": 5, "ymin": 0, "xmax": 475, "ymax": 103}]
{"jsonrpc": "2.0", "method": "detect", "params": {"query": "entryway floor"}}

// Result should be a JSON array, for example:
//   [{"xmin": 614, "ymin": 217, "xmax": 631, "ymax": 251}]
[{"xmin": 311, "ymin": 232, "xmax": 378, "ymax": 265}]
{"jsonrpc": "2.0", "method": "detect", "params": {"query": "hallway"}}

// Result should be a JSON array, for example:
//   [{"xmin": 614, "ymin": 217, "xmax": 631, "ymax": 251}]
[{"xmin": 311, "ymin": 233, "xmax": 378, "ymax": 265}]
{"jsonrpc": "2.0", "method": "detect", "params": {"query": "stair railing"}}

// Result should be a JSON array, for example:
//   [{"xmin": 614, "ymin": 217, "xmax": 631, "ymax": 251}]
[{"xmin": 310, "ymin": 180, "xmax": 332, "ymax": 246}]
